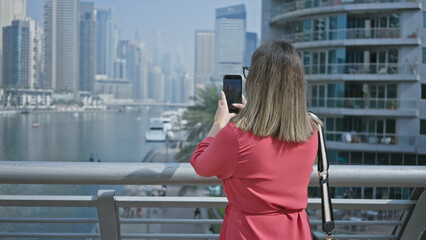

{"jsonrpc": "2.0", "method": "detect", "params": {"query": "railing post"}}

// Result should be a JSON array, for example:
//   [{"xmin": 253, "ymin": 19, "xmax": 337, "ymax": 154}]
[
  {"xmin": 399, "ymin": 188, "xmax": 426, "ymax": 240},
  {"xmin": 97, "ymin": 190, "xmax": 120, "ymax": 240}
]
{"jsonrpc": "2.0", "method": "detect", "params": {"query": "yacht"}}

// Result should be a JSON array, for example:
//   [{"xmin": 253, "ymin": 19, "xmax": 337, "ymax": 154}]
[{"xmin": 145, "ymin": 120, "xmax": 166, "ymax": 142}]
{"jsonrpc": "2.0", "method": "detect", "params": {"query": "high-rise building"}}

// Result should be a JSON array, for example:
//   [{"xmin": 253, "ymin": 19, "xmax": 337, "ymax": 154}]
[
  {"xmin": 194, "ymin": 30, "xmax": 215, "ymax": 87},
  {"xmin": 244, "ymin": 32, "xmax": 258, "ymax": 67},
  {"xmin": 262, "ymin": 0, "xmax": 426, "ymax": 199},
  {"xmin": 0, "ymin": 0, "xmax": 26, "ymax": 86},
  {"xmin": 2, "ymin": 20, "xmax": 30, "ymax": 87},
  {"xmin": 153, "ymin": 29, "xmax": 162, "ymax": 67},
  {"xmin": 96, "ymin": 7, "xmax": 116, "ymax": 78},
  {"xmin": 114, "ymin": 59, "xmax": 126, "ymax": 80},
  {"xmin": 79, "ymin": 2, "xmax": 96, "ymax": 93},
  {"xmin": 214, "ymin": 4, "xmax": 246, "ymax": 80},
  {"xmin": 28, "ymin": 19, "xmax": 43, "ymax": 88},
  {"xmin": 116, "ymin": 40, "xmax": 148, "ymax": 99},
  {"xmin": 148, "ymin": 65, "xmax": 164, "ymax": 102},
  {"xmin": 44, "ymin": 0, "xmax": 79, "ymax": 92}
]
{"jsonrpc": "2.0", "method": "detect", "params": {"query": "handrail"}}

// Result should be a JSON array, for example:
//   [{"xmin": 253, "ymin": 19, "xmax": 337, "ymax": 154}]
[{"xmin": 0, "ymin": 162, "xmax": 425, "ymax": 187}]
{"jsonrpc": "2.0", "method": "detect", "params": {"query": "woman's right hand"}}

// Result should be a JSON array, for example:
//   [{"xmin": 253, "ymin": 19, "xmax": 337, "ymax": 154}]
[{"xmin": 232, "ymin": 95, "xmax": 247, "ymax": 111}]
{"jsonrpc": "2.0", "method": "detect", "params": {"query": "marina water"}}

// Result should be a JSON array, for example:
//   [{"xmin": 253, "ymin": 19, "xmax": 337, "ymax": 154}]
[{"xmin": 0, "ymin": 108, "xmax": 166, "ymax": 234}]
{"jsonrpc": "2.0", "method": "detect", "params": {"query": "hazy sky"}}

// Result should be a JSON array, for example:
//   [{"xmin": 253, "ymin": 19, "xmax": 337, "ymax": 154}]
[{"xmin": 27, "ymin": 0, "xmax": 262, "ymax": 74}]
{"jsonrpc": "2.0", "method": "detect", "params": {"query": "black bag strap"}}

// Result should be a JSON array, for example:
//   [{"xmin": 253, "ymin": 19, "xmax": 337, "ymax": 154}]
[{"xmin": 309, "ymin": 112, "xmax": 335, "ymax": 239}]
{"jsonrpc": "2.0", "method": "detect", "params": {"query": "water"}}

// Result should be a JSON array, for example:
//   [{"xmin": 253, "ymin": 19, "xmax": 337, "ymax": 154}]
[{"xmin": 0, "ymin": 109, "xmax": 166, "ymax": 235}]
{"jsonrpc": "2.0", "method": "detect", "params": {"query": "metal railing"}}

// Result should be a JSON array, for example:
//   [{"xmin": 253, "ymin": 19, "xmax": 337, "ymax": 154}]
[
  {"xmin": 282, "ymin": 28, "xmax": 419, "ymax": 44},
  {"xmin": 0, "ymin": 162, "xmax": 425, "ymax": 239},
  {"xmin": 272, "ymin": 0, "xmax": 418, "ymax": 17},
  {"xmin": 304, "ymin": 63, "xmax": 418, "ymax": 75},
  {"xmin": 308, "ymin": 97, "xmax": 418, "ymax": 110}
]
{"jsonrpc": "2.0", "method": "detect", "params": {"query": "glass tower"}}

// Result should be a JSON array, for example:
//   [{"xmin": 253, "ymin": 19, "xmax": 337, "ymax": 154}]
[
  {"xmin": 44, "ymin": 0, "xmax": 79, "ymax": 92},
  {"xmin": 214, "ymin": 4, "xmax": 246, "ymax": 80},
  {"xmin": 79, "ymin": 2, "xmax": 96, "ymax": 93},
  {"xmin": 96, "ymin": 7, "xmax": 116, "ymax": 78},
  {"xmin": 2, "ymin": 20, "xmax": 30, "ymax": 87}
]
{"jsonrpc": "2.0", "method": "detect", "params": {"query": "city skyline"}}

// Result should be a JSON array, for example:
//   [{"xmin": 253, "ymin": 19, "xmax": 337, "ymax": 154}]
[{"xmin": 26, "ymin": 0, "xmax": 262, "ymax": 74}]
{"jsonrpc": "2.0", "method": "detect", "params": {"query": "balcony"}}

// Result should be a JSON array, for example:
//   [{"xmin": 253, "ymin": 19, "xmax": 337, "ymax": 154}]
[
  {"xmin": 308, "ymin": 97, "xmax": 419, "ymax": 117},
  {"xmin": 283, "ymin": 28, "xmax": 420, "ymax": 49},
  {"xmin": 0, "ymin": 161, "xmax": 425, "ymax": 239},
  {"xmin": 305, "ymin": 63, "xmax": 420, "ymax": 82},
  {"xmin": 324, "ymin": 131, "xmax": 417, "ymax": 152},
  {"xmin": 271, "ymin": 0, "xmax": 421, "ymax": 22}
]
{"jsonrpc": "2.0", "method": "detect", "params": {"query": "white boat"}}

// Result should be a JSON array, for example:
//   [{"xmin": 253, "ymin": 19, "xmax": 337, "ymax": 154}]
[{"xmin": 145, "ymin": 122, "xmax": 166, "ymax": 142}]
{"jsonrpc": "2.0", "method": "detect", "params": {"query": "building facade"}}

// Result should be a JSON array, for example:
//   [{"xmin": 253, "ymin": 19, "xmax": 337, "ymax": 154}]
[
  {"xmin": 44, "ymin": 0, "xmax": 79, "ymax": 92},
  {"xmin": 0, "ymin": 0, "xmax": 26, "ymax": 86},
  {"xmin": 244, "ymin": 32, "xmax": 258, "ymax": 67},
  {"xmin": 148, "ymin": 65, "xmax": 164, "ymax": 103},
  {"xmin": 116, "ymin": 40, "xmax": 148, "ymax": 100},
  {"xmin": 96, "ymin": 7, "xmax": 116, "ymax": 78},
  {"xmin": 214, "ymin": 4, "xmax": 246, "ymax": 80},
  {"xmin": 195, "ymin": 30, "xmax": 215, "ymax": 87},
  {"xmin": 2, "ymin": 20, "xmax": 30, "ymax": 88},
  {"xmin": 79, "ymin": 2, "xmax": 96, "ymax": 93},
  {"xmin": 262, "ymin": 0, "xmax": 426, "ymax": 199}
]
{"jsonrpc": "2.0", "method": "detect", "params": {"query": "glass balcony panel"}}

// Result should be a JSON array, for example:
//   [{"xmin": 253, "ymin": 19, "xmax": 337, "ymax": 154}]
[
  {"xmin": 325, "ymin": 131, "xmax": 416, "ymax": 146},
  {"xmin": 309, "ymin": 97, "xmax": 416, "ymax": 110},
  {"xmin": 303, "ymin": 63, "xmax": 417, "ymax": 75},
  {"xmin": 283, "ymin": 28, "xmax": 408, "ymax": 43},
  {"xmin": 273, "ymin": 0, "xmax": 416, "ymax": 18}
]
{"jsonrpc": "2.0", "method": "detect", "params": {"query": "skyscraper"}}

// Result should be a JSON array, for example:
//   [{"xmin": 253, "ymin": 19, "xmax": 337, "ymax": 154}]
[
  {"xmin": 79, "ymin": 2, "xmax": 96, "ymax": 93},
  {"xmin": 262, "ymin": 0, "xmax": 426, "ymax": 199},
  {"xmin": 244, "ymin": 32, "xmax": 258, "ymax": 67},
  {"xmin": 2, "ymin": 20, "xmax": 30, "ymax": 87},
  {"xmin": 0, "ymin": 0, "xmax": 26, "ymax": 86},
  {"xmin": 44, "ymin": 0, "xmax": 79, "ymax": 92},
  {"xmin": 96, "ymin": 7, "xmax": 116, "ymax": 78},
  {"xmin": 214, "ymin": 4, "xmax": 246, "ymax": 80},
  {"xmin": 194, "ymin": 30, "xmax": 215, "ymax": 87},
  {"xmin": 148, "ymin": 65, "xmax": 164, "ymax": 102},
  {"xmin": 28, "ymin": 19, "xmax": 43, "ymax": 88},
  {"xmin": 116, "ymin": 40, "xmax": 148, "ymax": 100}
]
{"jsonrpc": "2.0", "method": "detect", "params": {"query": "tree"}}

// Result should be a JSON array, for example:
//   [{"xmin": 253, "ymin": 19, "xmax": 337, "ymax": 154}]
[{"xmin": 175, "ymin": 84, "xmax": 219, "ymax": 163}]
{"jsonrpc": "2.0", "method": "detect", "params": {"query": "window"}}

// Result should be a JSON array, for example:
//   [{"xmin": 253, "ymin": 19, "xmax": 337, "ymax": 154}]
[
  {"xmin": 421, "ymin": 119, "xmax": 426, "ymax": 135},
  {"xmin": 422, "ymin": 84, "xmax": 426, "ymax": 99},
  {"xmin": 391, "ymin": 154, "xmax": 403, "ymax": 165},
  {"xmin": 423, "ymin": 48, "xmax": 426, "ymax": 64},
  {"xmin": 419, "ymin": 155, "xmax": 426, "ymax": 165},
  {"xmin": 423, "ymin": 12, "xmax": 426, "ymax": 27},
  {"xmin": 364, "ymin": 152, "xmax": 376, "ymax": 165},
  {"xmin": 404, "ymin": 154, "xmax": 417, "ymax": 165}
]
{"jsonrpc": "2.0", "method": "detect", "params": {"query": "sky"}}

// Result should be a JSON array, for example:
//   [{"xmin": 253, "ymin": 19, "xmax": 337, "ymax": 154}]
[{"xmin": 26, "ymin": 0, "xmax": 262, "ymax": 74}]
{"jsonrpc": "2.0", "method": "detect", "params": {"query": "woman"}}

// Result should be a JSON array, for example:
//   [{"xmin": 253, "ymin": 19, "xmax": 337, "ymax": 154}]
[{"xmin": 190, "ymin": 40, "xmax": 321, "ymax": 239}]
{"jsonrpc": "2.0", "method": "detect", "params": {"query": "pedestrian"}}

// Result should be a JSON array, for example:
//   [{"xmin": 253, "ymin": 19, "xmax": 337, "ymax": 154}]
[
  {"xmin": 194, "ymin": 207, "xmax": 201, "ymax": 219},
  {"xmin": 190, "ymin": 40, "xmax": 321, "ymax": 239}
]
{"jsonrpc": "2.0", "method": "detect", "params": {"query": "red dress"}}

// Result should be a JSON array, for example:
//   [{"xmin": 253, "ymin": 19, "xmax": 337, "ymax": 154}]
[{"xmin": 190, "ymin": 123, "xmax": 317, "ymax": 239}]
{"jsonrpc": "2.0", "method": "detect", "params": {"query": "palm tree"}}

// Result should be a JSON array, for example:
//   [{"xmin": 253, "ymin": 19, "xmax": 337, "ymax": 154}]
[{"xmin": 175, "ymin": 84, "xmax": 219, "ymax": 163}]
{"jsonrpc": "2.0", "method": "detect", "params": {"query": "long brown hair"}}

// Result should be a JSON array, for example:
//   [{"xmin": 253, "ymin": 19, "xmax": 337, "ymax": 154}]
[{"xmin": 233, "ymin": 40, "xmax": 321, "ymax": 142}]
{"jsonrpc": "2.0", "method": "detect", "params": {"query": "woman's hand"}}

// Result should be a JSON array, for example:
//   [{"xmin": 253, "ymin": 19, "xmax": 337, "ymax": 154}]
[
  {"xmin": 206, "ymin": 91, "xmax": 236, "ymax": 138},
  {"xmin": 232, "ymin": 95, "xmax": 247, "ymax": 110}
]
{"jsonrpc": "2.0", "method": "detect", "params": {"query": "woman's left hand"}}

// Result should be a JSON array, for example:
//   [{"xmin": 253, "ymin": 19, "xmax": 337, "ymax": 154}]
[{"xmin": 207, "ymin": 91, "xmax": 236, "ymax": 137}]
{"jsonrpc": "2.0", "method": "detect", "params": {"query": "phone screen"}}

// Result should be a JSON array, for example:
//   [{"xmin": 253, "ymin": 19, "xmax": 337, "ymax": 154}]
[{"xmin": 223, "ymin": 75, "xmax": 242, "ymax": 113}]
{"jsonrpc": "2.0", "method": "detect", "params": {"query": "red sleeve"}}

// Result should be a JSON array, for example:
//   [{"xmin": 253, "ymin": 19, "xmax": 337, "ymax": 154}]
[{"xmin": 190, "ymin": 123, "xmax": 239, "ymax": 179}]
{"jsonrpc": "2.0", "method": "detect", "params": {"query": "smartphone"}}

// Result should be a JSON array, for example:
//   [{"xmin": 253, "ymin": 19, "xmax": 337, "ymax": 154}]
[{"xmin": 223, "ymin": 75, "xmax": 242, "ymax": 113}]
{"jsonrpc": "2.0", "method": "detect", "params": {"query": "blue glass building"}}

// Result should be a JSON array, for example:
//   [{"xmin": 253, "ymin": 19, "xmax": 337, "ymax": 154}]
[{"xmin": 2, "ymin": 20, "xmax": 30, "ymax": 88}]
